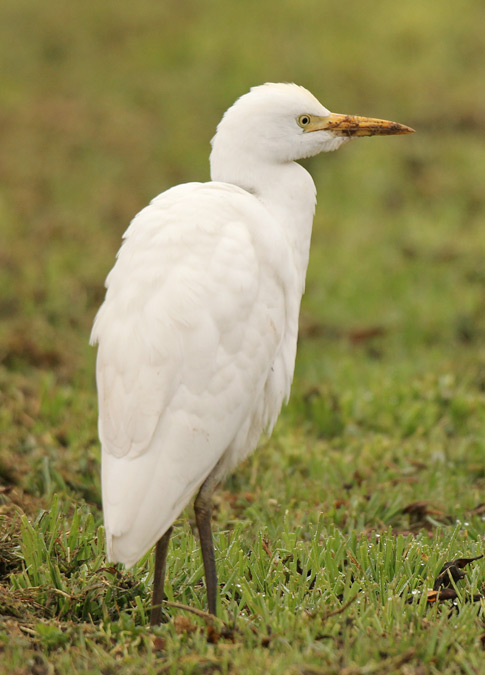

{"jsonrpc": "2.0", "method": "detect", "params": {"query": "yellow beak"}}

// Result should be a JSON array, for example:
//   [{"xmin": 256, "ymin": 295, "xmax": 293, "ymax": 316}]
[{"xmin": 307, "ymin": 113, "xmax": 415, "ymax": 137}]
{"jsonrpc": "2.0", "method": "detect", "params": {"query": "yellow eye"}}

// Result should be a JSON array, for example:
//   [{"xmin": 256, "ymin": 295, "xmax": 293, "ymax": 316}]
[{"xmin": 297, "ymin": 114, "xmax": 311, "ymax": 128}]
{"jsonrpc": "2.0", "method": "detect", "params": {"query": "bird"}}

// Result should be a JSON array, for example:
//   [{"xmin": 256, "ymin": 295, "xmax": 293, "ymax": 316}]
[{"xmin": 90, "ymin": 83, "xmax": 414, "ymax": 624}]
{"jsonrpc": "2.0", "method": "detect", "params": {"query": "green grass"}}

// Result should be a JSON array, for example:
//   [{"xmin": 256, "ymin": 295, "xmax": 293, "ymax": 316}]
[{"xmin": 1, "ymin": 0, "xmax": 484, "ymax": 672}]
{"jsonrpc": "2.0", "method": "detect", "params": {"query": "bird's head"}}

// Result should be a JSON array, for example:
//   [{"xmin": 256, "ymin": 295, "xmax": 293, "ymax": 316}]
[{"xmin": 211, "ymin": 83, "xmax": 414, "ymax": 167}]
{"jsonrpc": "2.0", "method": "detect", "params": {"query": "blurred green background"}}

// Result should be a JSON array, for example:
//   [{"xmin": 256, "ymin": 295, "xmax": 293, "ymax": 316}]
[
  {"xmin": 1, "ymin": 0, "xmax": 485, "ymax": 453},
  {"xmin": 0, "ymin": 0, "xmax": 485, "ymax": 670}
]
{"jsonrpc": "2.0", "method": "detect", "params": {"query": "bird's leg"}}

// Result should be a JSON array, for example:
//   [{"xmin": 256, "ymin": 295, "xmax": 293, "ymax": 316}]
[
  {"xmin": 194, "ymin": 469, "xmax": 221, "ymax": 615},
  {"xmin": 149, "ymin": 526, "xmax": 173, "ymax": 626}
]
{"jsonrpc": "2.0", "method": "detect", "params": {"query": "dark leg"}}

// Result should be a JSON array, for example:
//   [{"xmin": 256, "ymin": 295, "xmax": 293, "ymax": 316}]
[
  {"xmin": 194, "ymin": 469, "xmax": 221, "ymax": 615},
  {"xmin": 149, "ymin": 526, "xmax": 173, "ymax": 626}
]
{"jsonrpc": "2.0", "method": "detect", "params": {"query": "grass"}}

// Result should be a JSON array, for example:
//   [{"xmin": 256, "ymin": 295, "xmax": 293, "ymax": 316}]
[{"xmin": 1, "ymin": 0, "xmax": 484, "ymax": 672}]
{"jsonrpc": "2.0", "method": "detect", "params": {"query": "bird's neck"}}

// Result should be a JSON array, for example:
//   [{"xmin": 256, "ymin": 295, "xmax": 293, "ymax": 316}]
[{"xmin": 210, "ymin": 154, "xmax": 316, "ymax": 290}]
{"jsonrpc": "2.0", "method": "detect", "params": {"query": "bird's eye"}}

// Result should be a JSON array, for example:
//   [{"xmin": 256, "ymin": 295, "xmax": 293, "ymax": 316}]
[{"xmin": 297, "ymin": 114, "xmax": 311, "ymax": 128}]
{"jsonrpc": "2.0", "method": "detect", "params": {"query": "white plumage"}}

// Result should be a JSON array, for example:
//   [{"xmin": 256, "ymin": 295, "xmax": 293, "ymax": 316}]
[
  {"xmin": 93, "ymin": 181, "xmax": 298, "ymax": 566},
  {"xmin": 90, "ymin": 83, "xmax": 413, "ymax": 614}
]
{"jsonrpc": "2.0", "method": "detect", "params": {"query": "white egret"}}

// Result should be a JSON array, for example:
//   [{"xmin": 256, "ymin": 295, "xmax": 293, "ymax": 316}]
[{"xmin": 91, "ymin": 83, "xmax": 413, "ymax": 624}]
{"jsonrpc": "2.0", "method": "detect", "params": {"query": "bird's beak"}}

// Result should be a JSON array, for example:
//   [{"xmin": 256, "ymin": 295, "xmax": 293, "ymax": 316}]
[{"xmin": 308, "ymin": 113, "xmax": 415, "ymax": 137}]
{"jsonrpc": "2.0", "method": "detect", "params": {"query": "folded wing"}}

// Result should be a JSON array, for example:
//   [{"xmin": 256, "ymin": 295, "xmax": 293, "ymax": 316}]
[{"xmin": 91, "ymin": 182, "xmax": 290, "ymax": 566}]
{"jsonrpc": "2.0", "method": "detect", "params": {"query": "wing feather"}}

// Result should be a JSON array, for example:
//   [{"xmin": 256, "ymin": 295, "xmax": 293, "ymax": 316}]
[{"xmin": 91, "ymin": 182, "xmax": 290, "ymax": 565}]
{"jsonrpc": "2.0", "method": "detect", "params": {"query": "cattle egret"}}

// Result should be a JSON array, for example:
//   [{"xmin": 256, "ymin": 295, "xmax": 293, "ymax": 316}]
[{"xmin": 90, "ymin": 83, "xmax": 414, "ymax": 624}]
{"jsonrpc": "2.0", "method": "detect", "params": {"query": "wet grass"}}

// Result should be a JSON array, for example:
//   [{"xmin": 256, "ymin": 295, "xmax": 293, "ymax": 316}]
[{"xmin": 1, "ymin": 0, "xmax": 484, "ymax": 672}]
